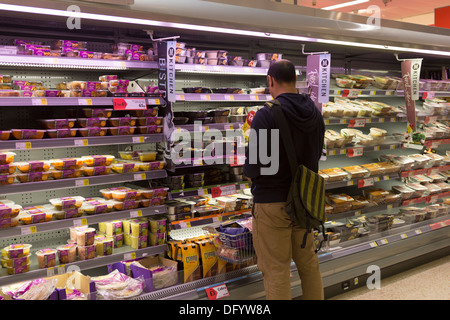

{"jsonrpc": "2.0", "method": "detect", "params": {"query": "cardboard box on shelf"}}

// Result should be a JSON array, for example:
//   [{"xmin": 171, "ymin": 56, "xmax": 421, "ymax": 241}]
[{"xmin": 45, "ymin": 271, "xmax": 96, "ymax": 300}]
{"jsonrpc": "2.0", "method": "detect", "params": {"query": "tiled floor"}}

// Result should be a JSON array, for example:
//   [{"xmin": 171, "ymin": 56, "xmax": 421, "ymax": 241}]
[{"xmin": 329, "ymin": 255, "xmax": 450, "ymax": 300}]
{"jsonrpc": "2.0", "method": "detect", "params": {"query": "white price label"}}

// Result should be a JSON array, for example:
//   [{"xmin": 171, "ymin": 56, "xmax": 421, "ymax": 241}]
[
  {"xmin": 46, "ymin": 267, "xmax": 55, "ymax": 277},
  {"xmin": 57, "ymin": 265, "xmax": 66, "ymax": 275},
  {"xmin": 73, "ymin": 218, "xmax": 88, "ymax": 227},
  {"xmin": 74, "ymin": 139, "xmax": 89, "ymax": 147},
  {"xmin": 130, "ymin": 210, "xmax": 143, "ymax": 218},
  {"xmin": 15, "ymin": 142, "xmax": 32, "ymax": 150},
  {"xmin": 124, "ymin": 252, "xmax": 136, "ymax": 261},
  {"xmin": 400, "ymin": 233, "xmax": 408, "ymax": 239},
  {"xmin": 224, "ymin": 94, "xmax": 234, "ymax": 101},
  {"xmin": 78, "ymin": 99, "xmax": 93, "ymax": 106},
  {"xmin": 134, "ymin": 173, "xmax": 146, "ymax": 180},
  {"xmin": 200, "ymin": 94, "xmax": 211, "ymax": 101},
  {"xmin": 132, "ymin": 136, "xmax": 145, "ymax": 143},
  {"xmin": 75, "ymin": 179, "xmax": 89, "ymax": 187},
  {"xmin": 250, "ymin": 95, "xmax": 259, "ymax": 101},
  {"xmin": 21, "ymin": 226, "xmax": 37, "ymax": 235},
  {"xmin": 31, "ymin": 98, "xmax": 47, "ymax": 105}
]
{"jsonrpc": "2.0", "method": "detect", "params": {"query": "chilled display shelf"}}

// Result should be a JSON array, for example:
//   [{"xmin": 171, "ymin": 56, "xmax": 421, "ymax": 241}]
[
  {"xmin": 169, "ymin": 181, "xmax": 250, "ymax": 199},
  {"xmin": 401, "ymin": 190, "xmax": 450, "ymax": 206},
  {"xmin": 175, "ymin": 93, "xmax": 272, "ymax": 102},
  {"xmin": 176, "ymin": 64, "xmax": 270, "ymax": 75},
  {"xmin": 324, "ymin": 115, "xmax": 406, "ymax": 126},
  {"xmin": 0, "ymin": 55, "xmax": 158, "ymax": 70},
  {"xmin": 424, "ymin": 138, "xmax": 450, "ymax": 149},
  {"xmin": 169, "ymin": 209, "xmax": 251, "ymax": 231},
  {"xmin": 329, "ymin": 86, "xmax": 450, "ymax": 98},
  {"xmin": 0, "ymin": 97, "xmax": 164, "ymax": 107},
  {"xmin": 319, "ymin": 216, "xmax": 450, "ymax": 263},
  {"xmin": 0, "ymin": 205, "xmax": 167, "ymax": 240},
  {"xmin": 0, "ymin": 244, "xmax": 168, "ymax": 287},
  {"xmin": 174, "ymin": 155, "xmax": 244, "ymax": 169},
  {"xmin": 326, "ymin": 139, "xmax": 401, "ymax": 157},
  {"xmin": 400, "ymin": 164, "xmax": 450, "ymax": 178},
  {"xmin": 325, "ymin": 173, "xmax": 400, "ymax": 190},
  {"xmin": 175, "ymin": 122, "xmax": 243, "ymax": 132},
  {"xmin": 327, "ymin": 202, "xmax": 401, "ymax": 222},
  {"xmin": 0, "ymin": 133, "xmax": 163, "ymax": 150},
  {"xmin": 0, "ymin": 170, "xmax": 167, "ymax": 195}
]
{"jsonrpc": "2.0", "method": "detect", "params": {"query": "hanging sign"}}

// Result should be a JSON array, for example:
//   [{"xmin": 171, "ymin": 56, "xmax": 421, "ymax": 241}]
[
  {"xmin": 306, "ymin": 53, "xmax": 331, "ymax": 112},
  {"xmin": 158, "ymin": 40, "xmax": 176, "ymax": 103},
  {"xmin": 401, "ymin": 58, "xmax": 422, "ymax": 132}
]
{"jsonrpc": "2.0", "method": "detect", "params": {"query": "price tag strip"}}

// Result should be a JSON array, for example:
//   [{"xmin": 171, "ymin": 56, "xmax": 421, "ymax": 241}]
[{"xmin": 205, "ymin": 283, "xmax": 230, "ymax": 300}]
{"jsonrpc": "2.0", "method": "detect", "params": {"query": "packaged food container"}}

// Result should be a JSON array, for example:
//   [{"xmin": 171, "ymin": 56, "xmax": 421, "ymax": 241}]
[
  {"xmin": 377, "ymin": 162, "xmax": 401, "ymax": 174},
  {"xmin": 53, "ymin": 208, "xmax": 82, "ymax": 220},
  {"xmin": 382, "ymin": 155, "xmax": 415, "ymax": 171},
  {"xmin": 95, "ymin": 237, "xmax": 114, "ymax": 256},
  {"xmin": 0, "ymin": 152, "xmax": 15, "ymax": 165},
  {"xmin": 130, "ymin": 235, "xmax": 148, "ymax": 250},
  {"xmin": 129, "ymin": 220, "xmax": 148, "ymax": 237},
  {"xmin": 107, "ymin": 117, "xmax": 137, "ymax": 127},
  {"xmin": 108, "ymin": 126, "xmax": 136, "ymax": 135},
  {"xmin": 49, "ymin": 197, "xmax": 84, "ymax": 212},
  {"xmin": 77, "ymin": 127, "xmax": 107, "ymax": 137},
  {"xmin": 82, "ymin": 155, "xmax": 114, "ymax": 167},
  {"xmin": 16, "ymin": 172, "xmax": 51, "ymax": 183},
  {"xmin": 405, "ymin": 183, "xmax": 430, "ymax": 198},
  {"xmin": 99, "ymin": 75, "xmax": 118, "ymax": 82},
  {"xmin": 319, "ymin": 168, "xmax": 349, "ymax": 182},
  {"xmin": 111, "ymin": 189, "xmax": 140, "ymax": 201},
  {"xmin": 422, "ymin": 153, "xmax": 444, "ymax": 167},
  {"xmin": 118, "ymin": 151, "xmax": 136, "ymax": 160},
  {"xmin": 2, "ymin": 244, "xmax": 32, "ymax": 259},
  {"xmin": 111, "ymin": 162, "xmax": 139, "ymax": 174},
  {"xmin": 325, "ymin": 194, "xmax": 354, "ymax": 213},
  {"xmin": 135, "ymin": 125, "xmax": 163, "ymax": 134},
  {"xmin": 11, "ymin": 129, "xmax": 45, "ymax": 140},
  {"xmin": 148, "ymin": 216, "xmax": 167, "ymax": 233},
  {"xmin": 0, "ymin": 163, "xmax": 15, "ymax": 175},
  {"xmin": 6, "ymin": 262, "xmax": 30, "ymax": 275},
  {"xmin": 56, "ymin": 244, "xmax": 77, "ymax": 264},
  {"xmin": 336, "ymin": 78, "xmax": 356, "ymax": 88},
  {"xmin": 50, "ymin": 158, "xmax": 83, "ymax": 171},
  {"xmin": 408, "ymin": 154, "xmax": 433, "ymax": 169},
  {"xmin": 81, "ymin": 108, "xmax": 113, "ymax": 118},
  {"xmin": 1, "ymin": 254, "xmax": 30, "ymax": 268},
  {"xmin": 39, "ymin": 118, "xmax": 76, "ymax": 129},
  {"xmin": 136, "ymin": 117, "xmax": 163, "ymax": 126},
  {"xmin": 111, "ymin": 200, "xmax": 140, "ymax": 211},
  {"xmin": 59, "ymin": 90, "xmax": 82, "ymax": 98},
  {"xmin": 129, "ymin": 108, "xmax": 158, "ymax": 117},
  {"xmin": 81, "ymin": 166, "xmax": 111, "ymax": 176},
  {"xmin": 46, "ymin": 128, "xmax": 78, "ymax": 139},
  {"xmin": 136, "ymin": 151, "xmax": 157, "ymax": 162},
  {"xmin": 139, "ymin": 161, "xmax": 165, "ymax": 171},
  {"xmin": 361, "ymin": 163, "xmax": 386, "ymax": 176},
  {"xmin": 0, "ymin": 90, "xmax": 22, "ymax": 97},
  {"xmin": 78, "ymin": 244, "xmax": 96, "ymax": 260},
  {"xmin": 16, "ymin": 161, "xmax": 51, "ymax": 173},
  {"xmin": 75, "ymin": 227, "xmax": 96, "ymax": 246},
  {"xmin": 36, "ymin": 248, "xmax": 57, "ymax": 269},
  {"xmin": 392, "ymin": 185, "xmax": 416, "ymax": 200},
  {"xmin": 369, "ymin": 128, "xmax": 387, "ymax": 138},
  {"xmin": 67, "ymin": 81, "xmax": 86, "ymax": 90},
  {"xmin": 341, "ymin": 166, "xmax": 370, "ymax": 179},
  {"xmin": 0, "ymin": 130, "xmax": 11, "ymax": 140},
  {"xmin": 82, "ymin": 90, "xmax": 108, "ymax": 97},
  {"xmin": 77, "ymin": 118, "xmax": 108, "ymax": 128}
]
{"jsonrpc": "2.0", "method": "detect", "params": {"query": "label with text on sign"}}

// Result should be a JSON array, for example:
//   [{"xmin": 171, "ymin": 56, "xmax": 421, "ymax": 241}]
[
  {"xmin": 210, "ymin": 184, "xmax": 237, "ymax": 198},
  {"xmin": 205, "ymin": 284, "xmax": 230, "ymax": 300},
  {"xmin": 348, "ymin": 118, "xmax": 366, "ymax": 128},
  {"xmin": 347, "ymin": 147, "xmax": 364, "ymax": 158},
  {"xmin": 113, "ymin": 98, "xmax": 147, "ymax": 110}
]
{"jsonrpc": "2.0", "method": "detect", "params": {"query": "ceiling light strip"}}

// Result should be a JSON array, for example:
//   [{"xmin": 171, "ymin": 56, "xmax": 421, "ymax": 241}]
[
  {"xmin": 322, "ymin": 0, "xmax": 369, "ymax": 11},
  {"xmin": 0, "ymin": 4, "xmax": 449, "ymax": 57}
]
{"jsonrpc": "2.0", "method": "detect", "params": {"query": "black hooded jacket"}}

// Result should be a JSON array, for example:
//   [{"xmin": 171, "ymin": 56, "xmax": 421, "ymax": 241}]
[{"xmin": 243, "ymin": 93, "xmax": 325, "ymax": 203}]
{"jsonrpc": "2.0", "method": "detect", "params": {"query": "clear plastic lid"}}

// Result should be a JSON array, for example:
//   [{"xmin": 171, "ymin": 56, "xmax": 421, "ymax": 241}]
[
  {"xmin": 2, "ymin": 244, "xmax": 32, "ymax": 259},
  {"xmin": 49, "ymin": 196, "xmax": 85, "ymax": 209}
]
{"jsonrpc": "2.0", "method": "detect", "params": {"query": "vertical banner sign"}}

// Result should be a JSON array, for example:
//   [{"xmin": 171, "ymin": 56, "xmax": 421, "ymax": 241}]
[
  {"xmin": 401, "ymin": 58, "xmax": 422, "ymax": 132},
  {"xmin": 306, "ymin": 53, "xmax": 331, "ymax": 112},
  {"xmin": 158, "ymin": 40, "xmax": 177, "ymax": 171}
]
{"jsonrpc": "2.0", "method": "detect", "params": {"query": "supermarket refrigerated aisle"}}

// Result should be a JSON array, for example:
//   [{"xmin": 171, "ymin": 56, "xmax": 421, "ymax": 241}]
[{"xmin": 329, "ymin": 255, "xmax": 450, "ymax": 300}]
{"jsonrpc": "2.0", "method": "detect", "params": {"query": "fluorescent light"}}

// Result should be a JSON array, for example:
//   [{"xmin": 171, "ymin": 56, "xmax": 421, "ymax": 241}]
[
  {"xmin": 0, "ymin": 3, "xmax": 449, "ymax": 57},
  {"xmin": 322, "ymin": 0, "xmax": 369, "ymax": 11}
]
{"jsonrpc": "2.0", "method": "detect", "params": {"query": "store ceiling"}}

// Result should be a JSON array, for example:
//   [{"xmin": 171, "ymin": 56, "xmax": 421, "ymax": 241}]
[{"xmin": 273, "ymin": 0, "xmax": 449, "ymax": 21}]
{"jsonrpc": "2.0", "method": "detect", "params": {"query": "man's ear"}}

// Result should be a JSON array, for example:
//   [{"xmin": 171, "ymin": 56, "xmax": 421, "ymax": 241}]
[{"xmin": 267, "ymin": 75, "xmax": 273, "ymax": 88}]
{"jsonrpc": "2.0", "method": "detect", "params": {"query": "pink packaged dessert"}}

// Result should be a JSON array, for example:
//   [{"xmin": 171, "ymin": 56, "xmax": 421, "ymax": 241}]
[
  {"xmin": 57, "ymin": 243, "xmax": 77, "ymax": 264},
  {"xmin": 99, "ymin": 75, "xmax": 118, "ymax": 82},
  {"xmin": 76, "ymin": 227, "xmax": 96, "ymax": 246},
  {"xmin": 36, "ymin": 248, "xmax": 57, "ymax": 269}
]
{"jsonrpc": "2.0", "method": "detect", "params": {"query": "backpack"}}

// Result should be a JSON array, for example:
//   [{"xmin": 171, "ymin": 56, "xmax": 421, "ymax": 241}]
[{"xmin": 266, "ymin": 99, "xmax": 327, "ymax": 253}]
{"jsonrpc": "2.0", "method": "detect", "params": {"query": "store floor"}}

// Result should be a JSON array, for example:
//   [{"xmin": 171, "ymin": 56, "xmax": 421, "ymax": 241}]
[{"xmin": 329, "ymin": 255, "xmax": 450, "ymax": 300}]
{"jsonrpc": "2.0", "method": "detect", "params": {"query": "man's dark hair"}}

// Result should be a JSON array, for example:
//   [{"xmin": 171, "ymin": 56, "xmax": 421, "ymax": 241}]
[{"xmin": 267, "ymin": 60, "xmax": 297, "ymax": 84}]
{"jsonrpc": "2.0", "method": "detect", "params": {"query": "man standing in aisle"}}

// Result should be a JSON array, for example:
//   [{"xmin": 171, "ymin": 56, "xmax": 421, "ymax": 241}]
[{"xmin": 243, "ymin": 59, "xmax": 325, "ymax": 300}]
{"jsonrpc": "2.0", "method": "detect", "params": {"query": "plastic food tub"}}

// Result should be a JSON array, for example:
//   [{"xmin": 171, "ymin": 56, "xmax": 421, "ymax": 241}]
[
  {"xmin": 137, "ymin": 151, "xmax": 157, "ymax": 162},
  {"xmin": 107, "ymin": 117, "xmax": 137, "ymax": 127},
  {"xmin": 82, "ymin": 201, "xmax": 109, "ymax": 215},
  {"xmin": 0, "ymin": 130, "xmax": 11, "ymax": 140},
  {"xmin": 81, "ymin": 108, "xmax": 113, "ymax": 118},
  {"xmin": 36, "ymin": 248, "xmax": 57, "ymax": 269},
  {"xmin": 95, "ymin": 237, "xmax": 114, "ymax": 256},
  {"xmin": 107, "ymin": 126, "xmax": 136, "ymax": 135},
  {"xmin": 111, "ymin": 162, "xmax": 139, "ymax": 174},
  {"xmin": 39, "ymin": 119, "xmax": 76, "ymax": 129},
  {"xmin": 78, "ymin": 244, "xmax": 96, "ymax": 260},
  {"xmin": 49, "ymin": 196, "xmax": 84, "ymax": 211},
  {"xmin": 139, "ymin": 187, "xmax": 169, "ymax": 199},
  {"xmin": 77, "ymin": 118, "xmax": 108, "ymax": 128},
  {"xmin": 77, "ymin": 127, "xmax": 107, "ymax": 137},
  {"xmin": 2, "ymin": 244, "xmax": 32, "ymax": 259},
  {"xmin": 46, "ymin": 129, "xmax": 78, "ymax": 139},
  {"xmin": 75, "ymin": 227, "xmax": 96, "ymax": 246},
  {"xmin": 129, "ymin": 109, "xmax": 158, "ymax": 117},
  {"xmin": 16, "ymin": 161, "xmax": 51, "ymax": 173},
  {"xmin": 135, "ymin": 126, "xmax": 163, "ymax": 134},
  {"xmin": 16, "ymin": 172, "xmax": 51, "ymax": 183},
  {"xmin": 136, "ymin": 117, "xmax": 163, "ymax": 126},
  {"xmin": 82, "ymin": 155, "xmax": 114, "ymax": 167},
  {"xmin": 50, "ymin": 158, "xmax": 83, "ymax": 170},
  {"xmin": 111, "ymin": 200, "xmax": 140, "ymax": 211},
  {"xmin": 57, "ymin": 243, "xmax": 77, "ymax": 264},
  {"xmin": 1, "ymin": 254, "xmax": 30, "ymax": 268},
  {"xmin": 81, "ymin": 166, "xmax": 111, "ymax": 176},
  {"xmin": 0, "ymin": 152, "xmax": 15, "ymax": 165},
  {"xmin": 111, "ymin": 189, "xmax": 140, "ymax": 201},
  {"xmin": 11, "ymin": 129, "xmax": 45, "ymax": 140}
]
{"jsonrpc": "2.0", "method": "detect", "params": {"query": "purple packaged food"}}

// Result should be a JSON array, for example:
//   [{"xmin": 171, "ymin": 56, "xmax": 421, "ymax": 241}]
[{"xmin": 45, "ymin": 90, "xmax": 60, "ymax": 97}]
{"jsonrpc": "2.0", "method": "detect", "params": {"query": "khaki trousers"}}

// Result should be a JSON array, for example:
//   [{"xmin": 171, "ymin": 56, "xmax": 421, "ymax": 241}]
[{"xmin": 252, "ymin": 202, "xmax": 324, "ymax": 300}]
